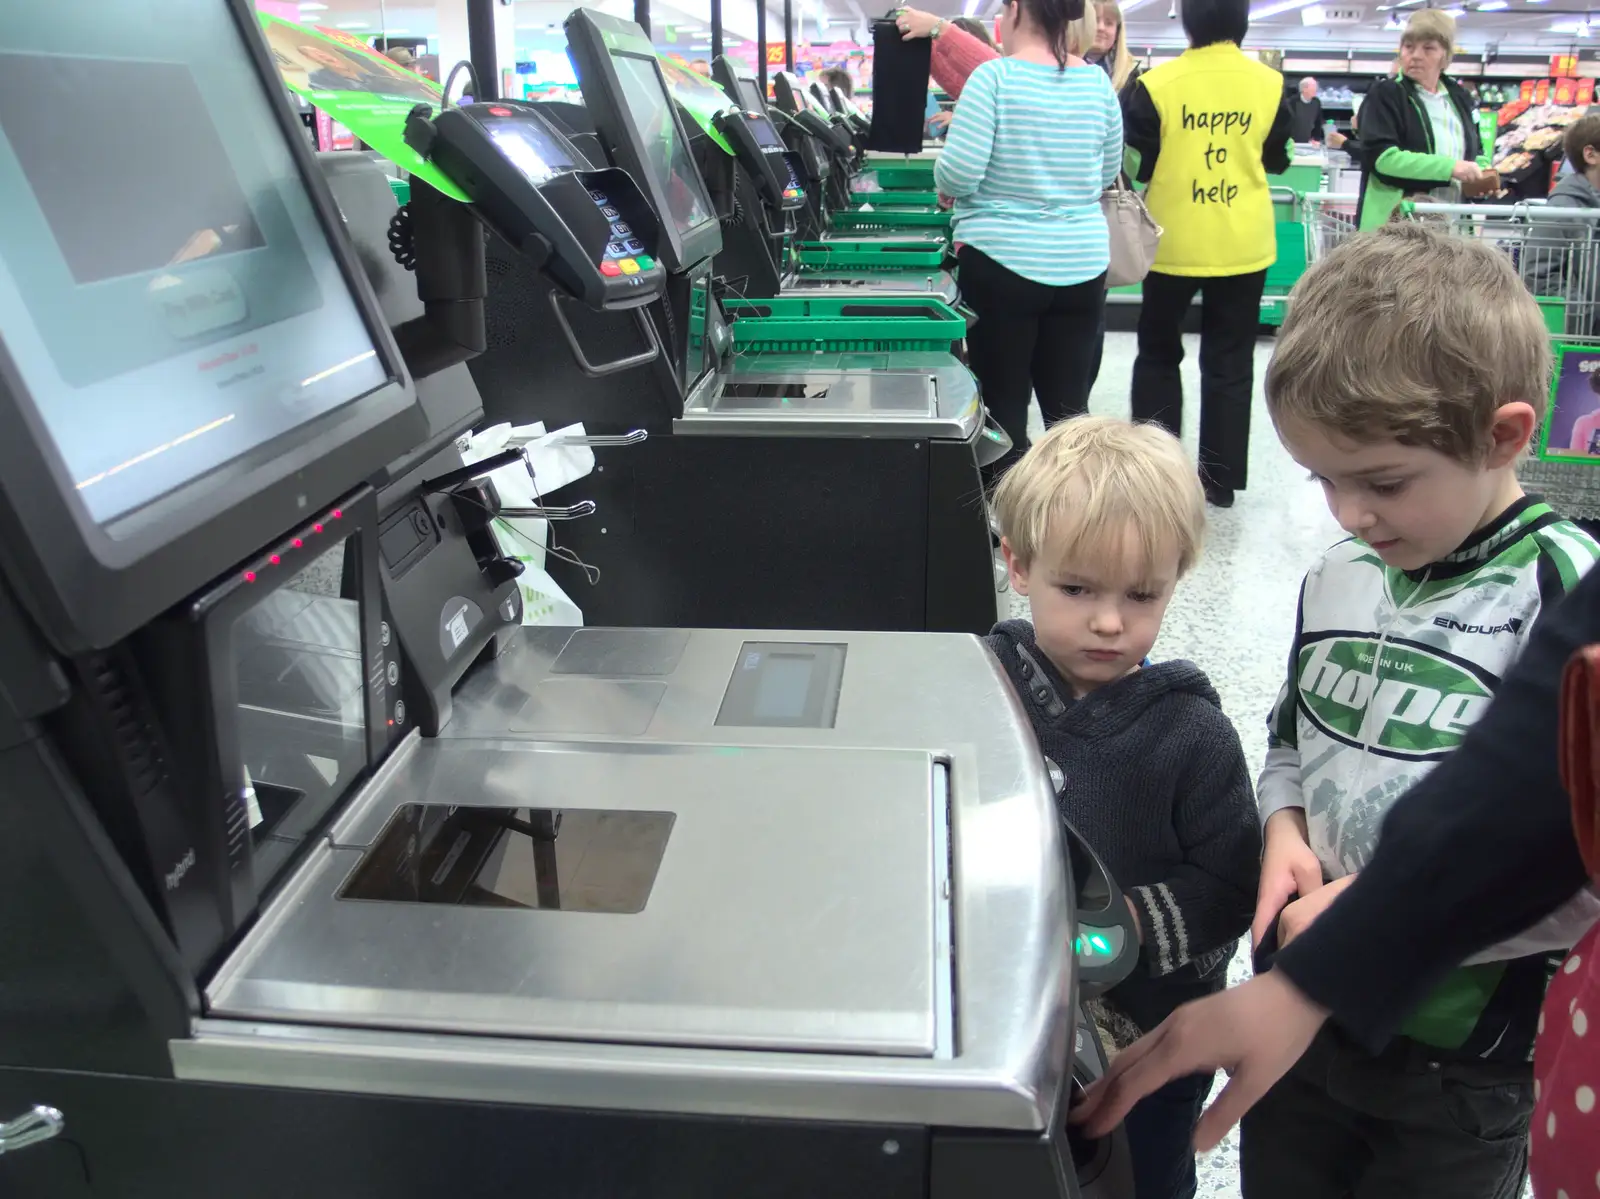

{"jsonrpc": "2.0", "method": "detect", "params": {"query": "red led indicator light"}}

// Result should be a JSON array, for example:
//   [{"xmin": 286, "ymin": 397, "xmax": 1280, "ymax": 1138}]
[
  {"xmin": 331, "ymin": 509, "xmax": 343, "ymax": 519},
  {"xmin": 269, "ymin": 554, "xmax": 281, "ymax": 565},
  {"xmin": 313, "ymin": 523, "xmax": 323, "ymax": 533},
  {"xmin": 243, "ymin": 571, "xmax": 256, "ymax": 583},
  {"xmin": 488, "ymin": 105, "xmax": 512, "ymax": 116},
  {"xmin": 387, "ymin": 719, "xmax": 395, "ymax": 726},
  {"xmin": 292, "ymin": 538, "xmax": 304, "ymax": 548}
]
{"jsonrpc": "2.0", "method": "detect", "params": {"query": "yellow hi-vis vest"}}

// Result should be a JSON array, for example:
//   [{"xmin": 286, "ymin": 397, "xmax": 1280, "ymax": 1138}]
[{"xmin": 1140, "ymin": 44, "xmax": 1284, "ymax": 277}]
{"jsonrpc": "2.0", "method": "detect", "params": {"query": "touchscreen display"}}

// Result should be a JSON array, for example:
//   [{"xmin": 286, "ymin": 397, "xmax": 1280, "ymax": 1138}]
[
  {"xmin": 609, "ymin": 51, "xmax": 713, "ymax": 239},
  {"xmin": 737, "ymin": 77, "xmax": 767, "ymax": 113},
  {"xmin": 485, "ymin": 114, "xmax": 575, "ymax": 185},
  {"xmin": 749, "ymin": 113, "xmax": 784, "ymax": 151},
  {"xmin": 0, "ymin": 20, "xmax": 390, "ymax": 526}
]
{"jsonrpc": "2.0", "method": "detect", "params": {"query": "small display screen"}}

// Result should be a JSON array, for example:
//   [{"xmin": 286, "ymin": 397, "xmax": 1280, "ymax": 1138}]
[
  {"xmin": 737, "ymin": 76, "xmax": 767, "ymax": 113},
  {"xmin": 484, "ymin": 114, "xmax": 575, "ymax": 185},
  {"xmin": 0, "ymin": 15, "xmax": 390, "ymax": 527},
  {"xmin": 609, "ymin": 51, "xmax": 713, "ymax": 240},
  {"xmin": 716, "ymin": 641, "xmax": 846, "ymax": 729},
  {"xmin": 748, "ymin": 113, "xmax": 784, "ymax": 151},
  {"xmin": 340, "ymin": 803, "xmax": 675, "ymax": 913},
  {"xmin": 753, "ymin": 653, "xmax": 813, "ymax": 720}
]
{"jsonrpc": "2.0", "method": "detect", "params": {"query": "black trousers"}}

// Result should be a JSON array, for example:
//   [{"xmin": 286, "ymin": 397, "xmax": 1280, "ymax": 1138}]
[
  {"xmin": 1130, "ymin": 269, "xmax": 1266, "ymax": 493},
  {"xmin": 1239, "ymin": 1023, "xmax": 1533, "ymax": 1199},
  {"xmin": 958, "ymin": 245, "xmax": 1107, "ymax": 485},
  {"xmin": 1124, "ymin": 1071, "xmax": 1210, "ymax": 1199}
]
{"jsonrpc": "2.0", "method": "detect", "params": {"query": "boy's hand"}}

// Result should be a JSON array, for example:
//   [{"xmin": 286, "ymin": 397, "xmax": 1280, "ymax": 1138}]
[
  {"xmin": 1279, "ymin": 873, "xmax": 1357, "ymax": 947},
  {"xmin": 1252, "ymin": 809, "xmax": 1322, "ymax": 948}
]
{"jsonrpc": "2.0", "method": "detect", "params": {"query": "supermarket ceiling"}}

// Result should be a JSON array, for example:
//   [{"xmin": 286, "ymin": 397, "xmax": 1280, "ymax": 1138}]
[{"xmin": 285, "ymin": 0, "xmax": 1600, "ymax": 54}]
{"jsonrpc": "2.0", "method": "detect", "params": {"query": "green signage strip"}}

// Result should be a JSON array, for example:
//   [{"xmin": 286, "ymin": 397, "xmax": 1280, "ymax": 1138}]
[{"xmin": 257, "ymin": 13, "xmax": 468, "ymax": 201}]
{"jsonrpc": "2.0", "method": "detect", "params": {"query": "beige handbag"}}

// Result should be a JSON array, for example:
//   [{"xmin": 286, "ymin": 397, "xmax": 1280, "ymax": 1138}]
[{"xmin": 1101, "ymin": 176, "xmax": 1162, "ymax": 287}]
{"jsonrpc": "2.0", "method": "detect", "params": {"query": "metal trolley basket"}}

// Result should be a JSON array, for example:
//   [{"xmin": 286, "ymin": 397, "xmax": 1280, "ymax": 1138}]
[{"xmin": 1303, "ymin": 195, "xmax": 1600, "ymax": 522}]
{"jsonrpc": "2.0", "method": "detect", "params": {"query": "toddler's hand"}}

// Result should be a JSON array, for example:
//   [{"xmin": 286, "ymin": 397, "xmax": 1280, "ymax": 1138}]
[{"xmin": 1252, "ymin": 809, "xmax": 1322, "ymax": 948}]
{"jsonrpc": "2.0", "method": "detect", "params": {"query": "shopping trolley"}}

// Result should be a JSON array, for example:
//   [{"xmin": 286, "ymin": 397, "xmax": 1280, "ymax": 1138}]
[
  {"xmin": 1398, "ymin": 200, "xmax": 1600, "ymax": 521},
  {"xmin": 1302, "ymin": 191, "xmax": 1361, "ymax": 265}
]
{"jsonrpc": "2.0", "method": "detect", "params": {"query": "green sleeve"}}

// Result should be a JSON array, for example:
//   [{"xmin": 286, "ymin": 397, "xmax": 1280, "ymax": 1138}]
[{"xmin": 1374, "ymin": 145, "xmax": 1456, "ymax": 183}]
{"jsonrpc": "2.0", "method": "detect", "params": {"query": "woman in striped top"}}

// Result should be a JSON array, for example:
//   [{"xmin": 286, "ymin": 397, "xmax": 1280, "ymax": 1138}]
[{"xmin": 928, "ymin": 0, "xmax": 1123, "ymax": 486}]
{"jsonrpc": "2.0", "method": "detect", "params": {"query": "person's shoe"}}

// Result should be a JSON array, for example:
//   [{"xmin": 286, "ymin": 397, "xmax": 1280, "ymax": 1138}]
[{"xmin": 1204, "ymin": 481, "xmax": 1235, "ymax": 508}]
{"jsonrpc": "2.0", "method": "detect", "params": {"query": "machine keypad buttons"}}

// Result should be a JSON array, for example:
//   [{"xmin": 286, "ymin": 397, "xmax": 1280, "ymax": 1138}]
[
  {"xmin": 380, "ymin": 620, "xmax": 391, "ymax": 648},
  {"xmin": 600, "ymin": 261, "xmax": 622, "ymax": 277},
  {"xmin": 611, "ymin": 221, "xmax": 632, "ymax": 237},
  {"xmin": 618, "ymin": 259, "xmax": 639, "ymax": 275},
  {"xmin": 387, "ymin": 660, "xmax": 400, "ymax": 687},
  {"xmin": 394, "ymin": 700, "xmax": 406, "ymax": 726},
  {"xmin": 600, "ymin": 206, "xmax": 619, "ymax": 219}
]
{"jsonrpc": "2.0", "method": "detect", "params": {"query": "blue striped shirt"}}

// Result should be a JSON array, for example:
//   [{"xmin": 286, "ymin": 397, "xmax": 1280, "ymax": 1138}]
[{"xmin": 933, "ymin": 58, "xmax": 1123, "ymax": 287}]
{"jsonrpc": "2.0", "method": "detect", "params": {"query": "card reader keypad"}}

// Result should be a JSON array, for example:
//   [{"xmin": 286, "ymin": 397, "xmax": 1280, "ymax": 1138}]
[{"xmin": 588, "ymin": 186, "xmax": 654, "ymax": 277}]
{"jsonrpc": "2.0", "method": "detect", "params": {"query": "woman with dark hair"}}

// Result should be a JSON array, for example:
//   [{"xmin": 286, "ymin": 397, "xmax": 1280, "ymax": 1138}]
[
  {"xmin": 896, "ymin": 0, "xmax": 1121, "ymax": 486},
  {"xmin": 1121, "ymin": 0, "xmax": 1293, "ymax": 508}
]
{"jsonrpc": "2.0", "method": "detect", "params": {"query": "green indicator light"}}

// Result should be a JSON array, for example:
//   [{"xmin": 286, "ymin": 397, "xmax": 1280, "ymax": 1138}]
[
  {"xmin": 1073, "ymin": 936, "xmax": 1083, "ymax": 955},
  {"xmin": 1091, "ymin": 934, "xmax": 1110, "ymax": 952}
]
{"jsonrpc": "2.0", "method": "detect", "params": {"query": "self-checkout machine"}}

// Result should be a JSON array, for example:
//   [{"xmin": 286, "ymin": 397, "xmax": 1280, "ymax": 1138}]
[
  {"xmin": 0, "ymin": 6, "xmax": 1134, "ymax": 1197},
  {"xmin": 709, "ymin": 55, "xmax": 961, "ymax": 305},
  {"xmin": 460, "ymin": 8, "xmax": 1007, "ymax": 634}
]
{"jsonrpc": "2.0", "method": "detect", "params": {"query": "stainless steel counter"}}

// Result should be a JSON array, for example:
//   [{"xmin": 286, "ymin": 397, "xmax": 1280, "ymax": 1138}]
[
  {"xmin": 678, "ymin": 354, "xmax": 980, "ymax": 440},
  {"xmin": 176, "ymin": 628, "xmax": 1069, "ymax": 1134}
]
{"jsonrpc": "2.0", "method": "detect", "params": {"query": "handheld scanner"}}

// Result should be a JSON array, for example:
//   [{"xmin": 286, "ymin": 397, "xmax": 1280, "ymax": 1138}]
[{"xmin": 1062, "ymin": 816, "xmax": 1140, "ymax": 997}]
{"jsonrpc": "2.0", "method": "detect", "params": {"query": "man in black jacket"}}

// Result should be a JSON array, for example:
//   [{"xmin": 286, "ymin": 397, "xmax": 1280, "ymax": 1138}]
[
  {"xmin": 1287, "ymin": 76, "xmax": 1322, "ymax": 143},
  {"xmin": 1354, "ymin": 8, "xmax": 1486, "ymax": 229}
]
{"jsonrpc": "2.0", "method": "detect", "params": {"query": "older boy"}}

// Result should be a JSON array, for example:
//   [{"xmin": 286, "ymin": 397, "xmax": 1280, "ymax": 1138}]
[
  {"xmin": 1246, "ymin": 222, "xmax": 1600, "ymax": 1198},
  {"xmin": 988, "ymin": 415, "xmax": 1260, "ymax": 1199}
]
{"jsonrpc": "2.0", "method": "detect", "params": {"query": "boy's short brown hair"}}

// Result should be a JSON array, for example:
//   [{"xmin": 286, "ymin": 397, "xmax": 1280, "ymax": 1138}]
[
  {"xmin": 1566, "ymin": 113, "xmax": 1600, "ymax": 172},
  {"xmin": 994, "ymin": 415, "xmax": 1206, "ymax": 579},
  {"xmin": 1265, "ymin": 223, "xmax": 1550, "ymax": 463}
]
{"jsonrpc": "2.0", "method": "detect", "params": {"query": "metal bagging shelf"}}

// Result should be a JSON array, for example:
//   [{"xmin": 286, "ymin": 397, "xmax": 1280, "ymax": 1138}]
[
  {"xmin": 829, "ymin": 208, "xmax": 952, "ymax": 235},
  {"xmin": 848, "ymin": 190, "xmax": 942, "ymax": 209},
  {"xmin": 721, "ymin": 295, "xmax": 968, "ymax": 355},
  {"xmin": 792, "ymin": 239, "xmax": 948, "ymax": 271}
]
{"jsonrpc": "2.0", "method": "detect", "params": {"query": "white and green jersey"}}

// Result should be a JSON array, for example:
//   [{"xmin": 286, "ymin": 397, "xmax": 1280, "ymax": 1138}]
[{"xmin": 1261, "ymin": 497, "xmax": 1599, "ymax": 1055}]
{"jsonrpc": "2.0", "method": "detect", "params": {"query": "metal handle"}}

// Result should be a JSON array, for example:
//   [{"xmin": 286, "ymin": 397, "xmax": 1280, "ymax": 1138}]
[
  {"xmin": 547, "ymin": 290, "xmax": 661, "ymax": 379},
  {"xmin": 500, "ymin": 500, "xmax": 596, "ymax": 521},
  {"xmin": 0, "ymin": 1106, "xmax": 64, "ymax": 1155},
  {"xmin": 548, "ymin": 429, "xmax": 648, "ymax": 448}
]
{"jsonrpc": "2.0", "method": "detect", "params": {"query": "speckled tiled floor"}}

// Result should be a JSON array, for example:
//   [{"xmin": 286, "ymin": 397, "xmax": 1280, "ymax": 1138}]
[{"xmin": 1005, "ymin": 330, "xmax": 1343, "ymax": 1199}]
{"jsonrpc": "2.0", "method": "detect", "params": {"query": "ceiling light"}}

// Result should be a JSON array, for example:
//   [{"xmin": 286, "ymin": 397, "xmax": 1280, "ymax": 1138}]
[
  {"xmin": 298, "ymin": 2, "xmax": 327, "ymax": 10},
  {"xmin": 962, "ymin": 0, "xmax": 980, "ymax": 13},
  {"xmin": 1443, "ymin": 5, "xmax": 1465, "ymax": 14},
  {"xmin": 1552, "ymin": 17, "xmax": 1590, "ymax": 30},
  {"xmin": 1476, "ymin": 0, "xmax": 1507, "ymax": 8},
  {"xmin": 1301, "ymin": 4, "xmax": 1326, "ymax": 23},
  {"xmin": 1249, "ymin": 0, "xmax": 1323, "ymax": 18}
]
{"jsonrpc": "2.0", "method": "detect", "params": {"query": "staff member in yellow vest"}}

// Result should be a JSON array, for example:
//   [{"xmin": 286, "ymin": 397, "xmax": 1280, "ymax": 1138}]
[
  {"xmin": 1356, "ymin": 9, "xmax": 1487, "ymax": 230},
  {"xmin": 1120, "ymin": 0, "xmax": 1292, "ymax": 509}
]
